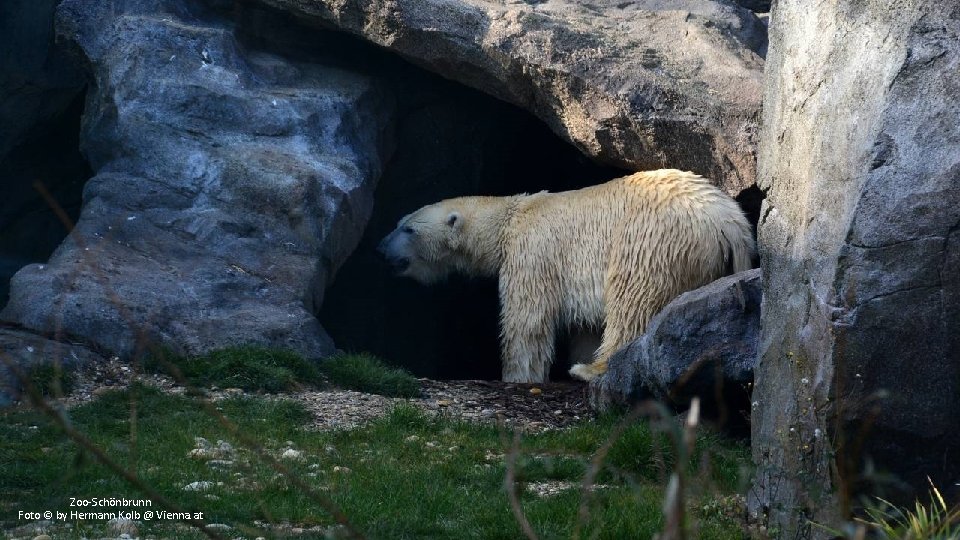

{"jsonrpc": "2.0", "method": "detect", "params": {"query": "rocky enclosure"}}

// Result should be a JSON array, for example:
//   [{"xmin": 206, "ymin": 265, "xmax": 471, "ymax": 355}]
[
  {"xmin": 1, "ymin": 0, "xmax": 766, "ymax": 364},
  {"xmin": 261, "ymin": 0, "xmax": 767, "ymax": 195},
  {"xmin": 750, "ymin": 0, "xmax": 960, "ymax": 534},
  {"xmin": 2, "ymin": 0, "xmax": 957, "ymax": 533}
]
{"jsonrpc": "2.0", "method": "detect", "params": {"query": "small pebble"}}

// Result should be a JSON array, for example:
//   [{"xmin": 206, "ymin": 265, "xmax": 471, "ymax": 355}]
[
  {"xmin": 281, "ymin": 448, "xmax": 304, "ymax": 461},
  {"xmin": 108, "ymin": 517, "xmax": 138, "ymax": 536}
]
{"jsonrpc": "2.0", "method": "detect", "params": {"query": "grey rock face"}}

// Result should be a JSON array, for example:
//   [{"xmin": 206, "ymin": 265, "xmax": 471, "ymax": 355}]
[
  {"xmin": 1, "ymin": 0, "xmax": 394, "ymax": 359},
  {"xmin": 750, "ymin": 1, "xmax": 960, "ymax": 535},
  {"xmin": 0, "ymin": 327, "xmax": 105, "ymax": 406},
  {"xmin": 595, "ymin": 269, "xmax": 760, "ymax": 419},
  {"xmin": 259, "ymin": 0, "xmax": 767, "ymax": 196}
]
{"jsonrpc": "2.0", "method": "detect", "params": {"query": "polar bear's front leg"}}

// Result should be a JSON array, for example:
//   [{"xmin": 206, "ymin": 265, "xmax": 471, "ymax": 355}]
[{"xmin": 498, "ymin": 272, "xmax": 558, "ymax": 383}]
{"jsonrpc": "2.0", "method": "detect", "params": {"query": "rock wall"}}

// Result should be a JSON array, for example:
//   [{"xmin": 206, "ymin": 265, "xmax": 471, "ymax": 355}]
[
  {"xmin": 750, "ymin": 0, "xmax": 960, "ymax": 535},
  {"xmin": 0, "ymin": 327, "xmax": 104, "ymax": 406},
  {"xmin": 259, "ymin": 0, "xmax": 767, "ymax": 195},
  {"xmin": 2, "ymin": 0, "xmax": 394, "ymax": 359}
]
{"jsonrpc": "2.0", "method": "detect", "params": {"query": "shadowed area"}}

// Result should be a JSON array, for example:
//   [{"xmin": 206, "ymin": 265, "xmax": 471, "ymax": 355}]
[
  {"xmin": 320, "ymin": 81, "xmax": 627, "ymax": 379},
  {"xmin": 0, "ymin": 92, "xmax": 91, "ymax": 309}
]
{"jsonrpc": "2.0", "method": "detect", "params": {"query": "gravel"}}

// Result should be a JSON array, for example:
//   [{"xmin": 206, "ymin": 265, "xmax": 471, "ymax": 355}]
[{"xmin": 43, "ymin": 359, "xmax": 593, "ymax": 433}]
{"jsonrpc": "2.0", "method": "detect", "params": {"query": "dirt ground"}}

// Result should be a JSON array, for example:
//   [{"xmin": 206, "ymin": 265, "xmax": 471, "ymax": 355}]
[{"xmin": 54, "ymin": 357, "xmax": 593, "ymax": 432}]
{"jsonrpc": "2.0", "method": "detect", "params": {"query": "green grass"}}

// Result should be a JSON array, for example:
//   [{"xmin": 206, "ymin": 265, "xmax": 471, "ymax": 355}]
[
  {"xmin": 0, "ymin": 385, "xmax": 750, "ymax": 539},
  {"xmin": 144, "ymin": 346, "xmax": 324, "ymax": 392},
  {"xmin": 818, "ymin": 485, "xmax": 960, "ymax": 539},
  {"xmin": 21, "ymin": 361, "xmax": 75, "ymax": 397},
  {"xmin": 319, "ymin": 352, "xmax": 421, "ymax": 398},
  {"xmin": 144, "ymin": 347, "xmax": 420, "ymax": 398}
]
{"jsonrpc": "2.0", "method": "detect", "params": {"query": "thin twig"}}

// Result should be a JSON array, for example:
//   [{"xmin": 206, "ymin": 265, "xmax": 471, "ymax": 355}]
[
  {"xmin": 572, "ymin": 404, "xmax": 645, "ymax": 540},
  {"xmin": 0, "ymin": 352, "xmax": 225, "ymax": 540},
  {"xmin": 145, "ymin": 348, "xmax": 366, "ymax": 540},
  {"xmin": 29, "ymin": 180, "xmax": 364, "ymax": 538},
  {"xmin": 504, "ymin": 430, "xmax": 539, "ymax": 540}
]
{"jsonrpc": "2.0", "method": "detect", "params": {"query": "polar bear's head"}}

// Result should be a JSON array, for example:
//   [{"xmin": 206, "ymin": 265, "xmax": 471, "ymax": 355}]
[{"xmin": 378, "ymin": 201, "xmax": 465, "ymax": 285}]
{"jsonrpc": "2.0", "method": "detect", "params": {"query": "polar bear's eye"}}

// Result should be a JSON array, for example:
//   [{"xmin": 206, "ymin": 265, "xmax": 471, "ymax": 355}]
[{"xmin": 402, "ymin": 226, "xmax": 415, "ymax": 235}]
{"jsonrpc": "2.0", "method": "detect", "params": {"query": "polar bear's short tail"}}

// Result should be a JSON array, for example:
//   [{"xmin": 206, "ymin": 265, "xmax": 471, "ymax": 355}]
[{"xmin": 720, "ymin": 213, "xmax": 755, "ymax": 276}]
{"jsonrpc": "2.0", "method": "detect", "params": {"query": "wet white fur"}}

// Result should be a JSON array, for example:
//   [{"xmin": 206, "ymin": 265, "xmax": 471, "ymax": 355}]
[{"xmin": 387, "ymin": 169, "xmax": 754, "ymax": 383}]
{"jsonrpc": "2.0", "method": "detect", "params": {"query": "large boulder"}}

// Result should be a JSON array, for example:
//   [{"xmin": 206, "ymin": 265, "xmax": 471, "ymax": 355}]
[
  {"xmin": 594, "ymin": 269, "xmax": 760, "ymax": 422},
  {"xmin": 749, "ymin": 0, "xmax": 960, "ymax": 535},
  {"xmin": 1, "ymin": 0, "xmax": 394, "ymax": 359},
  {"xmin": 259, "ymin": 0, "xmax": 767, "ymax": 196}
]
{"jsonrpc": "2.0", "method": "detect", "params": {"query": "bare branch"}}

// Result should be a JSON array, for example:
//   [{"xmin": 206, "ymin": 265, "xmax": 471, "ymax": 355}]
[{"xmin": 504, "ymin": 430, "xmax": 539, "ymax": 540}]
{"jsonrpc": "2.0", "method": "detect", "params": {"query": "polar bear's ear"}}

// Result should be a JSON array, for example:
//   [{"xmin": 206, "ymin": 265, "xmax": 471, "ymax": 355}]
[{"xmin": 446, "ymin": 212, "xmax": 461, "ymax": 229}]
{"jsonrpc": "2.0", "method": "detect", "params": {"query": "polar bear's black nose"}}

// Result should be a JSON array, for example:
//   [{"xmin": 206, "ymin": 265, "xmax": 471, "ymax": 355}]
[
  {"xmin": 387, "ymin": 257, "xmax": 410, "ymax": 273},
  {"xmin": 377, "ymin": 233, "xmax": 410, "ymax": 273},
  {"xmin": 381, "ymin": 250, "xmax": 410, "ymax": 273}
]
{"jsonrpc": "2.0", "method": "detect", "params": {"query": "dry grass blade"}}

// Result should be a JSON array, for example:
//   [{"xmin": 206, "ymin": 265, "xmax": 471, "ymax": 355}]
[
  {"xmin": 847, "ymin": 481, "xmax": 960, "ymax": 540},
  {"xmin": 145, "ymin": 348, "xmax": 366, "ymax": 540},
  {"xmin": 656, "ymin": 397, "xmax": 700, "ymax": 540},
  {"xmin": 504, "ymin": 430, "xmax": 539, "ymax": 540},
  {"xmin": 571, "ymin": 404, "xmax": 645, "ymax": 540},
  {"xmin": 23, "ymin": 181, "xmax": 366, "ymax": 539},
  {"xmin": 0, "ymin": 351, "xmax": 227, "ymax": 540}
]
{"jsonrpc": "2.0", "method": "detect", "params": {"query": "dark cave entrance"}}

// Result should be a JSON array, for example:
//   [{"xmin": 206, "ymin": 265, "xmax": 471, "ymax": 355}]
[
  {"xmin": 231, "ymin": 4, "xmax": 630, "ymax": 380},
  {"xmin": 0, "ymin": 0, "xmax": 91, "ymax": 310},
  {"xmin": 0, "ymin": 90, "xmax": 91, "ymax": 309},
  {"xmin": 319, "ymin": 81, "xmax": 628, "ymax": 380}
]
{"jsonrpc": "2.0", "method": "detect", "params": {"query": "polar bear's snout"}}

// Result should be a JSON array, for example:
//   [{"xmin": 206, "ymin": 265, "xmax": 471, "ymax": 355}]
[
  {"xmin": 378, "ymin": 229, "xmax": 412, "ymax": 274},
  {"xmin": 386, "ymin": 255, "xmax": 411, "ymax": 274}
]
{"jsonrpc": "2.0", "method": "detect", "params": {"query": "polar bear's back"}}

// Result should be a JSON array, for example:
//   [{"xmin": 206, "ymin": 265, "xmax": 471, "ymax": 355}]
[{"xmin": 503, "ymin": 169, "xmax": 754, "ymax": 329}]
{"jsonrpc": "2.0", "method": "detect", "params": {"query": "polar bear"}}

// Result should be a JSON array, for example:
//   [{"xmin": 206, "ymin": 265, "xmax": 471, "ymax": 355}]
[{"xmin": 378, "ymin": 169, "xmax": 754, "ymax": 383}]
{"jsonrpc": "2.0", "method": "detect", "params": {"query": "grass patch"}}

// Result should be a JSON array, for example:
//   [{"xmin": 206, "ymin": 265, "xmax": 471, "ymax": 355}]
[
  {"xmin": 144, "ymin": 348, "xmax": 419, "ymax": 398},
  {"xmin": 144, "ymin": 346, "xmax": 323, "ymax": 392},
  {"xmin": 1, "ymin": 386, "xmax": 750, "ymax": 539},
  {"xmin": 21, "ymin": 362, "xmax": 75, "ymax": 397},
  {"xmin": 319, "ymin": 352, "xmax": 421, "ymax": 398}
]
